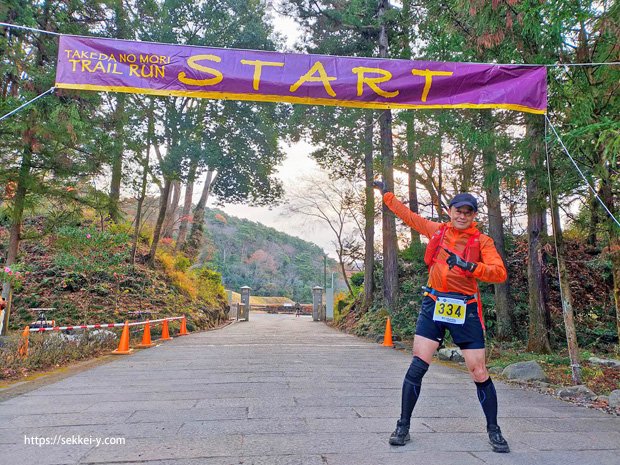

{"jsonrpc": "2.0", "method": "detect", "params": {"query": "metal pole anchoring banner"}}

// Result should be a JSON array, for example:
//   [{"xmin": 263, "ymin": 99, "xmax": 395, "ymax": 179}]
[{"xmin": 55, "ymin": 36, "xmax": 547, "ymax": 114}]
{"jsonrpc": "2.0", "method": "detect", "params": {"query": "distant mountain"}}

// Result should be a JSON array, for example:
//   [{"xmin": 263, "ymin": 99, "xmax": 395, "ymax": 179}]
[{"xmin": 199, "ymin": 208, "xmax": 339, "ymax": 302}]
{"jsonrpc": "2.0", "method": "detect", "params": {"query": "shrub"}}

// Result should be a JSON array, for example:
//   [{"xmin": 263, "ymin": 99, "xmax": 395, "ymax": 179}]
[
  {"xmin": 350, "ymin": 271, "xmax": 364, "ymax": 287},
  {"xmin": 174, "ymin": 255, "xmax": 191, "ymax": 272}
]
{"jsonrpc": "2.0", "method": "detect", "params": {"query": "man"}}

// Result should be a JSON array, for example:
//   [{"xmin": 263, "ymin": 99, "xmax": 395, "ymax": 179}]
[{"xmin": 374, "ymin": 181, "xmax": 510, "ymax": 453}]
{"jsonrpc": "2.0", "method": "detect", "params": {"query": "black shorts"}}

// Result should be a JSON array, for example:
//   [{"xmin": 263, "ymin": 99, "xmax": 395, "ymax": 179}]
[{"xmin": 415, "ymin": 295, "xmax": 485, "ymax": 350}]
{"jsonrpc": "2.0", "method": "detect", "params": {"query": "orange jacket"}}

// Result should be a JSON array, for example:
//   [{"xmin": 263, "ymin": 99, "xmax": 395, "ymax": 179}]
[{"xmin": 384, "ymin": 192, "xmax": 507, "ymax": 295}]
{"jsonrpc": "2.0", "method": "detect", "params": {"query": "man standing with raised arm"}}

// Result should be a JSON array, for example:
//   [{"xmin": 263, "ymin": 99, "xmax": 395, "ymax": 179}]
[{"xmin": 374, "ymin": 181, "xmax": 510, "ymax": 453}]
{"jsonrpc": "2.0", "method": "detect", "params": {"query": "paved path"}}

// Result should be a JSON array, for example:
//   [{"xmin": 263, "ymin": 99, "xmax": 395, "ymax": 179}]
[{"xmin": 1, "ymin": 313, "xmax": 619, "ymax": 465}]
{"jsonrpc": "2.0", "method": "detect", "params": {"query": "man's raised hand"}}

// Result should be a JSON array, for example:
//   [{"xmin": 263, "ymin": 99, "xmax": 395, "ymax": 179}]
[{"xmin": 373, "ymin": 180, "xmax": 386, "ymax": 195}]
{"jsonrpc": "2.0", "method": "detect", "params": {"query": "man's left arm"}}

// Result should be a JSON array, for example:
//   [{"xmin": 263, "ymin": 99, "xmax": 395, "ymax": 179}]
[{"xmin": 471, "ymin": 236, "xmax": 508, "ymax": 284}]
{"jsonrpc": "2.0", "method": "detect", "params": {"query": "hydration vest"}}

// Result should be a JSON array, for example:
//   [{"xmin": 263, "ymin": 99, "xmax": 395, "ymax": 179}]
[
  {"xmin": 424, "ymin": 224, "xmax": 481, "ymax": 275},
  {"xmin": 423, "ymin": 224, "xmax": 484, "ymax": 328}
]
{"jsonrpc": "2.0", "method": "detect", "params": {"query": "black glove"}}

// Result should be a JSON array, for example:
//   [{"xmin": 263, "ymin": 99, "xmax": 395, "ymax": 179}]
[
  {"xmin": 443, "ymin": 248, "xmax": 477, "ymax": 273},
  {"xmin": 373, "ymin": 180, "xmax": 387, "ymax": 194}
]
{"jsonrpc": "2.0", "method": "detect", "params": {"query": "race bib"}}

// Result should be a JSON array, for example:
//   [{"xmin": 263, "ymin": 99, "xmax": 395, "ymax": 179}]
[{"xmin": 433, "ymin": 297, "xmax": 467, "ymax": 325}]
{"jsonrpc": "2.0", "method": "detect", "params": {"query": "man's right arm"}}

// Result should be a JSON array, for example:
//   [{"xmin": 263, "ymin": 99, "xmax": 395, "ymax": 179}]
[{"xmin": 382, "ymin": 192, "xmax": 441, "ymax": 238}]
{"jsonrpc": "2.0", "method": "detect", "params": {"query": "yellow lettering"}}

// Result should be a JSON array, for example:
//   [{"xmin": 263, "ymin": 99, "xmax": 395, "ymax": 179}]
[
  {"xmin": 289, "ymin": 61, "xmax": 336, "ymax": 97},
  {"xmin": 108, "ymin": 54, "xmax": 117, "ymax": 62},
  {"xmin": 93, "ymin": 61, "xmax": 106, "ymax": 73},
  {"xmin": 140, "ymin": 54, "xmax": 150, "ymax": 63},
  {"xmin": 240, "ymin": 59, "xmax": 284, "ymax": 91},
  {"xmin": 64, "ymin": 49, "xmax": 72, "ymax": 59},
  {"xmin": 68, "ymin": 59, "xmax": 80, "ymax": 72},
  {"xmin": 110, "ymin": 63, "xmax": 123, "ymax": 75},
  {"xmin": 411, "ymin": 69, "xmax": 454, "ymax": 102},
  {"xmin": 119, "ymin": 53, "xmax": 136, "ymax": 63},
  {"xmin": 351, "ymin": 67, "xmax": 399, "ymax": 98},
  {"xmin": 178, "ymin": 54, "xmax": 223, "ymax": 87},
  {"xmin": 81, "ymin": 60, "xmax": 94, "ymax": 73},
  {"xmin": 129, "ymin": 64, "xmax": 140, "ymax": 77}
]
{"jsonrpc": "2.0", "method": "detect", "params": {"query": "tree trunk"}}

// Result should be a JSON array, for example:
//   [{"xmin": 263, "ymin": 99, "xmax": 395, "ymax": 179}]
[
  {"xmin": 400, "ymin": 0, "xmax": 420, "ymax": 246},
  {"xmin": 437, "ymin": 136, "xmax": 443, "ymax": 214},
  {"xmin": 175, "ymin": 161, "xmax": 197, "ymax": 252},
  {"xmin": 588, "ymin": 188, "xmax": 599, "ymax": 247},
  {"xmin": 184, "ymin": 170, "xmax": 214, "ymax": 259},
  {"xmin": 363, "ymin": 111, "xmax": 375, "ymax": 308},
  {"xmin": 525, "ymin": 115, "xmax": 551, "ymax": 353},
  {"xmin": 549, "ymin": 167, "xmax": 581, "ymax": 384},
  {"xmin": 0, "ymin": 147, "xmax": 31, "ymax": 335},
  {"xmin": 338, "ymin": 250, "xmax": 354, "ymax": 295},
  {"xmin": 599, "ymin": 175, "xmax": 620, "ymax": 346},
  {"xmin": 405, "ymin": 112, "xmax": 420, "ymax": 245},
  {"xmin": 481, "ymin": 113, "xmax": 515, "ymax": 340},
  {"xmin": 108, "ymin": 93, "xmax": 125, "ymax": 222},
  {"xmin": 131, "ymin": 113, "xmax": 152, "ymax": 265},
  {"xmin": 162, "ymin": 180, "xmax": 181, "ymax": 238},
  {"xmin": 378, "ymin": 0, "xmax": 398, "ymax": 311},
  {"xmin": 108, "ymin": 1, "xmax": 129, "ymax": 222},
  {"xmin": 147, "ymin": 178, "xmax": 172, "ymax": 267}
]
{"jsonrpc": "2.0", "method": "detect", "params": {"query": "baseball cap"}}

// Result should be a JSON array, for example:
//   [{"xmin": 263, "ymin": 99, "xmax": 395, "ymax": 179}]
[{"xmin": 449, "ymin": 193, "xmax": 478, "ymax": 212}]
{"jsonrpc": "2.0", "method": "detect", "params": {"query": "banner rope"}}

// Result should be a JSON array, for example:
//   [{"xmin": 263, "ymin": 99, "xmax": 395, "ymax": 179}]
[
  {"xmin": 0, "ymin": 87, "xmax": 55, "ymax": 123},
  {"xmin": 545, "ymin": 115, "xmax": 620, "ymax": 229},
  {"xmin": 0, "ymin": 22, "xmax": 61, "ymax": 36},
  {"xmin": 0, "ymin": 22, "xmax": 618, "ymax": 68}
]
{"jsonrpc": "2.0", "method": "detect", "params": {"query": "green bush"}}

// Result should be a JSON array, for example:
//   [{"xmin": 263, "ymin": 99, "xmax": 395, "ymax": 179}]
[
  {"xmin": 350, "ymin": 271, "xmax": 364, "ymax": 287},
  {"xmin": 174, "ymin": 255, "xmax": 191, "ymax": 272}
]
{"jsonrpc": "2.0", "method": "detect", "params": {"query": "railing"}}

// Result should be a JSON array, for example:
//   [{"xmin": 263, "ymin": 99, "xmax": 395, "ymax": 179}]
[{"xmin": 18, "ymin": 316, "xmax": 189, "ymax": 358}]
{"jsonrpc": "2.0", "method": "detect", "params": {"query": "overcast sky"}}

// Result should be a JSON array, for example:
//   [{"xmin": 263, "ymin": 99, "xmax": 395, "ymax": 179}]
[{"xmin": 196, "ymin": 8, "xmax": 347, "ymax": 258}]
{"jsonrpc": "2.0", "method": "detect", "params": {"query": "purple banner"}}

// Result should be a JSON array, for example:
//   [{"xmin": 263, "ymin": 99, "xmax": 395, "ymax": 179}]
[{"xmin": 55, "ymin": 35, "xmax": 546, "ymax": 114}]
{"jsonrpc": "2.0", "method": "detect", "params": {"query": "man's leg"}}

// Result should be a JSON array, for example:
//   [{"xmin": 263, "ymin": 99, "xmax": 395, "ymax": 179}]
[
  {"xmin": 389, "ymin": 335, "xmax": 439, "ymax": 446},
  {"xmin": 462, "ymin": 348, "xmax": 510, "ymax": 453}
]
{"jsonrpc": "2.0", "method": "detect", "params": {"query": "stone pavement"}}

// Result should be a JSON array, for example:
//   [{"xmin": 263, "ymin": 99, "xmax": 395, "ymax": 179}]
[{"xmin": 1, "ymin": 313, "xmax": 619, "ymax": 465}]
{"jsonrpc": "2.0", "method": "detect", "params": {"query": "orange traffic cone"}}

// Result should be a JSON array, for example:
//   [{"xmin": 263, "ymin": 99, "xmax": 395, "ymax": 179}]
[
  {"xmin": 160, "ymin": 319, "xmax": 172, "ymax": 341},
  {"xmin": 18, "ymin": 326, "xmax": 29, "ymax": 358},
  {"xmin": 382, "ymin": 318, "xmax": 394, "ymax": 347},
  {"xmin": 112, "ymin": 321, "xmax": 133, "ymax": 355},
  {"xmin": 178, "ymin": 316, "xmax": 189, "ymax": 336},
  {"xmin": 137, "ymin": 320, "xmax": 155, "ymax": 348}
]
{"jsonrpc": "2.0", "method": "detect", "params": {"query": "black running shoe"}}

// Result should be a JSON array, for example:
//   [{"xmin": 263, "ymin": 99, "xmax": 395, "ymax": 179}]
[
  {"xmin": 487, "ymin": 425, "xmax": 510, "ymax": 453},
  {"xmin": 389, "ymin": 420, "xmax": 410, "ymax": 446}
]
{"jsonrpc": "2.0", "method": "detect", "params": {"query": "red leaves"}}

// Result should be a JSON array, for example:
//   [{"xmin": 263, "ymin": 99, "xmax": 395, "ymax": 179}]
[
  {"xmin": 506, "ymin": 11, "xmax": 513, "ymax": 31},
  {"xmin": 477, "ymin": 30, "xmax": 506, "ymax": 49}
]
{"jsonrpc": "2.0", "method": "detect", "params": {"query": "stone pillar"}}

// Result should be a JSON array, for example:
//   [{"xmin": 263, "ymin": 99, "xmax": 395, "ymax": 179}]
[
  {"xmin": 326, "ymin": 287, "xmax": 334, "ymax": 320},
  {"xmin": 240, "ymin": 286, "xmax": 251, "ymax": 322},
  {"xmin": 312, "ymin": 286, "xmax": 323, "ymax": 322}
]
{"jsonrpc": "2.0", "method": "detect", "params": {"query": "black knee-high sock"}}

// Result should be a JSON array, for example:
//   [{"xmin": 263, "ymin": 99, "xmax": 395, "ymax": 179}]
[
  {"xmin": 400, "ymin": 356, "xmax": 429, "ymax": 426},
  {"xmin": 475, "ymin": 377, "xmax": 498, "ymax": 427}
]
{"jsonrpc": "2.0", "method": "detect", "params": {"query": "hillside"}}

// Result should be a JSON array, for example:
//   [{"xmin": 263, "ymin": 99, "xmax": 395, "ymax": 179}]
[
  {"xmin": 4, "ymin": 225, "xmax": 227, "ymax": 334},
  {"xmin": 200, "ymin": 208, "xmax": 339, "ymax": 302}
]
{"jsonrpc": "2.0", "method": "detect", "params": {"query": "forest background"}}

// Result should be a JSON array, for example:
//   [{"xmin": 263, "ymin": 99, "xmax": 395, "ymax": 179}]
[{"xmin": 0, "ymin": 0, "xmax": 618, "ymax": 393}]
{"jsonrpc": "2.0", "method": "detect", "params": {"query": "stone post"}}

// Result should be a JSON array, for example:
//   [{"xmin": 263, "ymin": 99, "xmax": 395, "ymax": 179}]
[
  {"xmin": 312, "ymin": 286, "xmax": 323, "ymax": 322},
  {"xmin": 240, "ymin": 286, "xmax": 251, "ymax": 322}
]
